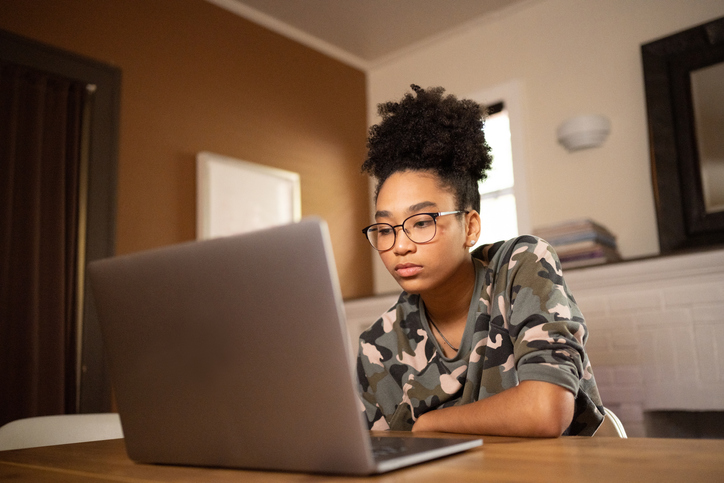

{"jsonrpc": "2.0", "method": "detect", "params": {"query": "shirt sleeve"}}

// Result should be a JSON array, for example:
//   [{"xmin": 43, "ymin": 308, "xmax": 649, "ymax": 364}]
[
  {"xmin": 356, "ymin": 333, "xmax": 390, "ymax": 430},
  {"xmin": 487, "ymin": 236, "xmax": 588, "ymax": 395}
]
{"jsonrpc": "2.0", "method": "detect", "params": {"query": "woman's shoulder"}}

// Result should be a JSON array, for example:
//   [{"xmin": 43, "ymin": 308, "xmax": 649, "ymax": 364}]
[{"xmin": 472, "ymin": 235, "xmax": 555, "ymax": 266}]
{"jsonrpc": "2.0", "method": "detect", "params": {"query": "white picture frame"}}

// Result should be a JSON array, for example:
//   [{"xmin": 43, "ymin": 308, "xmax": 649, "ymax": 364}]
[{"xmin": 196, "ymin": 151, "xmax": 301, "ymax": 240}]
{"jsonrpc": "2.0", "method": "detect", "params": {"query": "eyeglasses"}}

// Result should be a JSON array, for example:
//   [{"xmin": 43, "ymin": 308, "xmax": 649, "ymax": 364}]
[{"xmin": 362, "ymin": 211, "xmax": 469, "ymax": 251}]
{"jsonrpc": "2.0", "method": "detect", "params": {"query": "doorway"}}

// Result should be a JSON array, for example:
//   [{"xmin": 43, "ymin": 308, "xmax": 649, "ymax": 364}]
[{"xmin": 0, "ymin": 29, "xmax": 120, "ymax": 424}]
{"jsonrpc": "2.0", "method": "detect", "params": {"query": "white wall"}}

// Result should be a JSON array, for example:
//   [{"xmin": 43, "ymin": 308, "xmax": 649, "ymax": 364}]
[{"xmin": 367, "ymin": 0, "xmax": 724, "ymax": 294}]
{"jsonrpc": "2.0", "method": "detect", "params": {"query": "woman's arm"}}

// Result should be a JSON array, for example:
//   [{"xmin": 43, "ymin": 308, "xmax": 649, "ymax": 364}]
[
  {"xmin": 411, "ymin": 380, "xmax": 575, "ymax": 437},
  {"xmin": 418, "ymin": 236, "xmax": 582, "ymax": 437}
]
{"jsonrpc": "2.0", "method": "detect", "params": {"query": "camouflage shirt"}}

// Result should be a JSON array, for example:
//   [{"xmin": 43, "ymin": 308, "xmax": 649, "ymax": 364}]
[{"xmin": 356, "ymin": 235, "xmax": 604, "ymax": 435}]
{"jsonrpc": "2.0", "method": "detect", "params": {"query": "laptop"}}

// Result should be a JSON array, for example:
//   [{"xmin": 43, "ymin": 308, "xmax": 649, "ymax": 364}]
[{"xmin": 88, "ymin": 217, "xmax": 482, "ymax": 475}]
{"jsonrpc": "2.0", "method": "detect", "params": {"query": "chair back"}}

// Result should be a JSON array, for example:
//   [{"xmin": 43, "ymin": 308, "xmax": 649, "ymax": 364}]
[
  {"xmin": 594, "ymin": 407, "xmax": 627, "ymax": 437},
  {"xmin": 0, "ymin": 413, "xmax": 123, "ymax": 451}
]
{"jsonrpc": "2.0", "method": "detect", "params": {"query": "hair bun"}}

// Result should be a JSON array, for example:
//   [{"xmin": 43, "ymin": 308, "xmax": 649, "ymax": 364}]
[{"xmin": 362, "ymin": 85, "xmax": 493, "ymax": 212}]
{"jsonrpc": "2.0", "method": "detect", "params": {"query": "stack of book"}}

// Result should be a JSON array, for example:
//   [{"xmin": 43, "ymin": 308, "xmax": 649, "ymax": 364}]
[{"xmin": 533, "ymin": 219, "xmax": 621, "ymax": 269}]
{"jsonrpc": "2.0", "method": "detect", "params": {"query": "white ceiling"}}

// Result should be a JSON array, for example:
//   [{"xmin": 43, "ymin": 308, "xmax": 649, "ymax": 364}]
[{"xmin": 206, "ymin": 0, "xmax": 533, "ymax": 70}]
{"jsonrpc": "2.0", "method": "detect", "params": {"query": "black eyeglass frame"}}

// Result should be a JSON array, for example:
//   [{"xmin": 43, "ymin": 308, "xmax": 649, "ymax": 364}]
[{"xmin": 361, "ymin": 211, "xmax": 469, "ymax": 251}]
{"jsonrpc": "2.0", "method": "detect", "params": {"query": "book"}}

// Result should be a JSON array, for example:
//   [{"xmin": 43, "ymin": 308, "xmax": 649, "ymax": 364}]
[
  {"xmin": 556, "ymin": 243, "xmax": 621, "ymax": 260},
  {"xmin": 560, "ymin": 256, "xmax": 611, "ymax": 269},
  {"xmin": 533, "ymin": 218, "xmax": 622, "ymax": 269},
  {"xmin": 533, "ymin": 218, "xmax": 616, "ymax": 242},
  {"xmin": 544, "ymin": 231, "xmax": 617, "ymax": 248}
]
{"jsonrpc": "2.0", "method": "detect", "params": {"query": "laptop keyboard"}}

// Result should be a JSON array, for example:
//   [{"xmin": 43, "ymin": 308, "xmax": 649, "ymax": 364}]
[{"xmin": 370, "ymin": 437, "xmax": 409, "ymax": 460}]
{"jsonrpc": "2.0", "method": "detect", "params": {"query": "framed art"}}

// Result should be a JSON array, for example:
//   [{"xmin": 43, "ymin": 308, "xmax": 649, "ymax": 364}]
[{"xmin": 196, "ymin": 151, "xmax": 301, "ymax": 240}]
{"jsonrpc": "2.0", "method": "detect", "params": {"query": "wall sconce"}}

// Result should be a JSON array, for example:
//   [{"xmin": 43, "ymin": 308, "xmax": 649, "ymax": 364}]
[{"xmin": 556, "ymin": 114, "xmax": 611, "ymax": 151}]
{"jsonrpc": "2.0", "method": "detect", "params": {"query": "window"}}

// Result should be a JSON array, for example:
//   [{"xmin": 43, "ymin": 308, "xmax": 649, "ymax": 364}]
[{"xmin": 476, "ymin": 102, "xmax": 518, "ymax": 246}]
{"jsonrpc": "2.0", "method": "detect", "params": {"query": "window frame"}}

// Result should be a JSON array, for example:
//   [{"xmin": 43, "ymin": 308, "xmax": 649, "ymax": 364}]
[{"xmin": 468, "ymin": 80, "xmax": 531, "ymax": 237}]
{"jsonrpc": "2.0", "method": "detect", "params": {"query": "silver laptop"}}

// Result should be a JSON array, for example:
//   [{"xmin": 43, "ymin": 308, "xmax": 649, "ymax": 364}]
[{"xmin": 88, "ymin": 217, "xmax": 482, "ymax": 475}]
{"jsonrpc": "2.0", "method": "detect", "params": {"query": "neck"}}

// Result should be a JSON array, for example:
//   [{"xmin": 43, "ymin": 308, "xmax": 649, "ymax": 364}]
[{"xmin": 421, "ymin": 256, "xmax": 476, "ymax": 327}]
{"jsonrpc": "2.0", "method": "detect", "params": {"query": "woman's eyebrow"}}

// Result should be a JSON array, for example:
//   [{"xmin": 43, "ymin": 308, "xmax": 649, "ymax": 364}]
[
  {"xmin": 407, "ymin": 201, "xmax": 437, "ymax": 213},
  {"xmin": 374, "ymin": 201, "xmax": 438, "ymax": 220}
]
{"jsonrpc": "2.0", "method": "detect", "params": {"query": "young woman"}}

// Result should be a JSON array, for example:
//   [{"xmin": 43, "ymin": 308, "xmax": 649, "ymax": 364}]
[{"xmin": 357, "ymin": 85, "xmax": 603, "ymax": 437}]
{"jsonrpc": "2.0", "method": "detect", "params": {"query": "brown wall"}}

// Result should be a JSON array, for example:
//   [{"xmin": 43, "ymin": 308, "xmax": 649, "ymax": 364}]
[{"xmin": 0, "ymin": 0, "xmax": 373, "ymax": 298}]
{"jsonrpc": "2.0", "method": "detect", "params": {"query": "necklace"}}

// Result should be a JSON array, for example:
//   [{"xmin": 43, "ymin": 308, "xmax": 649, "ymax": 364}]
[{"xmin": 426, "ymin": 313, "xmax": 459, "ymax": 352}]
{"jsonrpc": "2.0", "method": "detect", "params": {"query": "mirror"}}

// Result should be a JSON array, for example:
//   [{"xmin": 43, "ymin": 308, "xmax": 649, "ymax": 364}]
[
  {"xmin": 691, "ymin": 62, "xmax": 724, "ymax": 213},
  {"xmin": 642, "ymin": 16, "xmax": 724, "ymax": 253}
]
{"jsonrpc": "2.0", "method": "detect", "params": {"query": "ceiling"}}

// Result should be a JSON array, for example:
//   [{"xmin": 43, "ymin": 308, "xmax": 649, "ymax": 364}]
[{"xmin": 207, "ymin": 0, "xmax": 533, "ymax": 70}]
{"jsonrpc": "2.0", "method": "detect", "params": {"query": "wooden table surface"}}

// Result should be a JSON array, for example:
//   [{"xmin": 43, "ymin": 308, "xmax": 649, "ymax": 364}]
[{"xmin": 1, "ymin": 433, "xmax": 724, "ymax": 482}]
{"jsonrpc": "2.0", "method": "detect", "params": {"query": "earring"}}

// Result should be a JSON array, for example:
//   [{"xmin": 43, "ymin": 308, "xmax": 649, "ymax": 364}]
[{"xmin": 469, "ymin": 240, "xmax": 475, "ymax": 246}]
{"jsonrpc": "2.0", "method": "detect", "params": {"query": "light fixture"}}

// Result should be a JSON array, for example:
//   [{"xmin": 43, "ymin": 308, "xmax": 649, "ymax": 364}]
[{"xmin": 556, "ymin": 114, "xmax": 611, "ymax": 152}]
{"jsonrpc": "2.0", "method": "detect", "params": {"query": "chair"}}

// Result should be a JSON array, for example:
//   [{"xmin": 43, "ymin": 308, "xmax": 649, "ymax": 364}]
[
  {"xmin": 594, "ymin": 407, "xmax": 628, "ymax": 438},
  {"xmin": 0, "ymin": 413, "xmax": 124, "ymax": 451}
]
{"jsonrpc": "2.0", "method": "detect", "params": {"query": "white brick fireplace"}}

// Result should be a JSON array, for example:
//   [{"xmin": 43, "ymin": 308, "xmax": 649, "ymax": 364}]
[
  {"xmin": 565, "ymin": 246, "xmax": 724, "ymax": 437},
  {"xmin": 344, "ymin": 246, "xmax": 724, "ymax": 437}
]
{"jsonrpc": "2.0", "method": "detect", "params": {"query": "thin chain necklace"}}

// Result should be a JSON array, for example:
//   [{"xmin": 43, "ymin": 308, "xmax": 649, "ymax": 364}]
[{"xmin": 427, "ymin": 313, "xmax": 458, "ymax": 352}]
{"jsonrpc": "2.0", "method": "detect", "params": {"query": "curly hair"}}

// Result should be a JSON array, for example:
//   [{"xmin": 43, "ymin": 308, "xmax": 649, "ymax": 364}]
[{"xmin": 362, "ymin": 85, "xmax": 493, "ymax": 213}]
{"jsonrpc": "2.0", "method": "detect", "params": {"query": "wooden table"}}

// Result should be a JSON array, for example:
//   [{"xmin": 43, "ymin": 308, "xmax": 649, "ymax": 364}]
[{"xmin": 1, "ymin": 433, "xmax": 724, "ymax": 482}]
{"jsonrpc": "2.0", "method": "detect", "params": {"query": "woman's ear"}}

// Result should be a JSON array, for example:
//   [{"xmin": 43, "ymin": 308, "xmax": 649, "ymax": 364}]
[{"xmin": 465, "ymin": 210, "xmax": 481, "ymax": 247}]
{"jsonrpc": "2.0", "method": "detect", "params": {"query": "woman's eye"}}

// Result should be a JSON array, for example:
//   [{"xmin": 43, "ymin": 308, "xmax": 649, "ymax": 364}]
[{"xmin": 413, "ymin": 220, "xmax": 433, "ymax": 229}]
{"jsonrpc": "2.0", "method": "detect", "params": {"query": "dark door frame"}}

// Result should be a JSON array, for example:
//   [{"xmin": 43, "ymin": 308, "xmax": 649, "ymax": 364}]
[{"xmin": 0, "ymin": 29, "xmax": 120, "ymax": 413}]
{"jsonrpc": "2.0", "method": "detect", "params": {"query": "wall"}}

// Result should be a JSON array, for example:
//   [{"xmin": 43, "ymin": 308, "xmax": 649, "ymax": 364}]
[
  {"xmin": 367, "ymin": 0, "xmax": 724, "ymax": 294},
  {"xmin": 0, "ymin": 0, "xmax": 372, "ymax": 299}
]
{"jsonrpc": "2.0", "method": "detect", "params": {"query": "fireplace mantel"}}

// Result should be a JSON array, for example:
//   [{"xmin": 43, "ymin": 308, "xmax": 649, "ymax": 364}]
[{"xmin": 563, "ymin": 246, "xmax": 724, "ymax": 290}]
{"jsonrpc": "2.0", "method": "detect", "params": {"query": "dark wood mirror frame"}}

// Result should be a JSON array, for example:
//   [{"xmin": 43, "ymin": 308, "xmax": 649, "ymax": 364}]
[{"xmin": 642, "ymin": 16, "xmax": 724, "ymax": 253}]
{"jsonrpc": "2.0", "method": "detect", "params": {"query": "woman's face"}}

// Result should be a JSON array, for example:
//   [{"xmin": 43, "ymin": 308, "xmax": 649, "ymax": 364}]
[{"xmin": 374, "ymin": 170, "xmax": 479, "ymax": 297}]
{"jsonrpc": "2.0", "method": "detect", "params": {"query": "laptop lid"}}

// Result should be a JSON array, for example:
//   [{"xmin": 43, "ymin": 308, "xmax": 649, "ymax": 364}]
[{"xmin": 88, "ymin": 218, "xmax": 481, "ymax": 475}]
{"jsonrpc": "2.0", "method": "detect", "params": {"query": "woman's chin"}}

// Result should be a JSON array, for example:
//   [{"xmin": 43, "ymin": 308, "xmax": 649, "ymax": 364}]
[{"xmin": 393, "ymin": 277, "xmax": 427, "ymax": 295}]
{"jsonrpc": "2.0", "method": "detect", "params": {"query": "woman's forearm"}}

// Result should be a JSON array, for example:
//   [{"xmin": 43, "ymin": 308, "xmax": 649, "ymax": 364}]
[{"xmin": 411, "ymin": 380, "xmax": 575, "ymax": 437}]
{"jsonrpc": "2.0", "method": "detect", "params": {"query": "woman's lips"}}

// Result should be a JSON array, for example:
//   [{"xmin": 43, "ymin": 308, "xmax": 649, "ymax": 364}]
[{"xmin": 395, "ymin": 263, "xmax": 422, "ymax": 277}]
